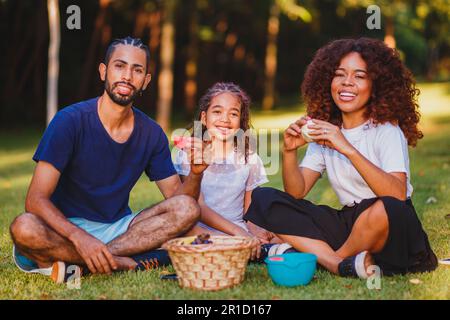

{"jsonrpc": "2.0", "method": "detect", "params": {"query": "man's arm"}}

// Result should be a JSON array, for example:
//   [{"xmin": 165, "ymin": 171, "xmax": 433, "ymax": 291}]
[
  {"xmin": 156, "ymin": 137, "xmax": 209, "ymax": 199},
  {"xmin": 26, "ymin": 161, "xmax": 84, "ymax": 240},
  {"xmin": 155, "ymin": 172, "xmax": 203, "ymax": 199},
  {"xmin": 25, "ymin": 161, "xmax": 117, "ymax": 274}
]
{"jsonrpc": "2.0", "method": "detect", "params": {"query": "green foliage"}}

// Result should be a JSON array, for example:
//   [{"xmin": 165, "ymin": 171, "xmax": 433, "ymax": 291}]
[
  {"xmin": 1, "ymin": 0, "xmax": 448, "ymax": 126},
  {"xmin": 277, "ymin": 0, "xmax": 312, "ymax": 22}
]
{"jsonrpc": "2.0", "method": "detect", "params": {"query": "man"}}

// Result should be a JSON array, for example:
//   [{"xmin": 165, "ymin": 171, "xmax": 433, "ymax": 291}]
[{"xmin": 9, "ymin": 37, "xmax": 208, "ymax": 283}]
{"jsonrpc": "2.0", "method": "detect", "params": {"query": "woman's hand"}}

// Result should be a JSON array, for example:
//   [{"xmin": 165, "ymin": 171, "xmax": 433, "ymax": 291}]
[
  {"xmin": 283, "ymin": 116, "xmax": 311, "ymax": 152},
  {"xmin": 308, "ymin": 119, "xmax": 356, "ymax": 156}
]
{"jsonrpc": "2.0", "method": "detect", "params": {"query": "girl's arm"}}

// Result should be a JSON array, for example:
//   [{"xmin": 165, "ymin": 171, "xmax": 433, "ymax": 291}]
[
  {"xmin": 198, "ymin": 193, "xmax": 251, "ymax": 237},
  {"xmin": 244, "ymin": 190, "xmax": 273, "ymax": 243},
  {"xmin": 178, "ymin": 175, "xmax": 248, "ymax": 235},
  {"xmin": 309, "ymin": 119, "xmax": 407, "ymax": 200}
]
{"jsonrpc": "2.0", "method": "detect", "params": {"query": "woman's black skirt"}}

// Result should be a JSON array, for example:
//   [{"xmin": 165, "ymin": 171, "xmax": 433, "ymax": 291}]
[{"xmin": 244, "ymin": 187, "xmax": 438, "ymax": 275}]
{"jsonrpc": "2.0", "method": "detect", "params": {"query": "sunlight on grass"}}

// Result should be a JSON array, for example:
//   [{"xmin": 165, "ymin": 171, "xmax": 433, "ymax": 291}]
[
  {"xmin": 0, "ymin": 152, "xmax": 31, "ymax": 169},
  {"xmin": 417, "ymin": 83, "xmax": 450, "ymax": 117},
  {"xmin": 251, "ymin": 109, "xmax": 305, "ymax": 131}
]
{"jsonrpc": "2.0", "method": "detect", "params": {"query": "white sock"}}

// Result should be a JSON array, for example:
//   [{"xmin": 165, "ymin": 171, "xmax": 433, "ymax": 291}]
[
  {"xmin": 355, "ymin": 251, "xmax": 369, "ymax": 279},
  {"xmin": 268, "ymin": 243, "xmax": 294, "ymax": 256}
]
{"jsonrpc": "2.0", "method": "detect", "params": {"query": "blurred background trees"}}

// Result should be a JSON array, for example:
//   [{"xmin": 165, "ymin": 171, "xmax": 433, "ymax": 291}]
[{"xmin": 0, "ymin": 0, "xmax": 448, "ymax": 130}]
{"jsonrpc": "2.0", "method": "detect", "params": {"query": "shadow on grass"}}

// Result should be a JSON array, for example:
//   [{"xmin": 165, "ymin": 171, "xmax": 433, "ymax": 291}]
[
  {"xmin": 0, "ymin": 160, "xmax": 35, "ymax": 179},
  {"xmin": 0, "ymin": 129, "xmax": 42, "ymax": 151}
]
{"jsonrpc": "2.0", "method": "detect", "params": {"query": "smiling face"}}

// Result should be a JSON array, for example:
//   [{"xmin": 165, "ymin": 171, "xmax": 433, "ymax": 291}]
[
  {"xmin": 201, "ymin": 92, "xmax": 242, "ymax": 141},
  {"xmin": 99, "ymin": 44, "xmax": 151, "ymax": 107},
  {"xmin": 331, "ymin": 52, "xmax": 372, "ymax": 117}
]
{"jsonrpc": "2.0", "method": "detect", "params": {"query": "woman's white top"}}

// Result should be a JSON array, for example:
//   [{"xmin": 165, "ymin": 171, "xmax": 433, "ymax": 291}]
[
  {"xmin": 300, "ymin": 120, "xmax": 413, "ymax": 207},
  {"xmin": 174, "ymin": 149, "xmax": 268, "ymax": 231}
]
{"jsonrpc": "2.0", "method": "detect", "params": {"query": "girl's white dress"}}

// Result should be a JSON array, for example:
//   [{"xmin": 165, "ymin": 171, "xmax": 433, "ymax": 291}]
[{"xmin": 174, "ymin": 149, "xmax": 268, "ymax": 232}]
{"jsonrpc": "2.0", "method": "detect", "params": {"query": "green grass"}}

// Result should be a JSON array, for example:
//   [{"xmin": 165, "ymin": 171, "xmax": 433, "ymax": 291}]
[{"xmin": 0, "ymin": 83, "xmax": 449, "ymax": 299}]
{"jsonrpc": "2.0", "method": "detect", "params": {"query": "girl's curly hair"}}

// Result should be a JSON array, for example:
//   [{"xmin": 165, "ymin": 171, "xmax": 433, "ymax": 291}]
[{"xmin": 301, "ymin": 37, "xmax": 423, "ymax": 147}]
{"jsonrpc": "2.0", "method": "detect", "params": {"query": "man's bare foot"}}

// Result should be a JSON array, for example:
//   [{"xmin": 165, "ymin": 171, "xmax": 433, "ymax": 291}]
[
  {"xmin": 37, "ymin": 261, "xmax": 53, "ymax": 269},
  {"xmin": 113, "ymin": 256, "xmax": 137, "ymax": 270}
]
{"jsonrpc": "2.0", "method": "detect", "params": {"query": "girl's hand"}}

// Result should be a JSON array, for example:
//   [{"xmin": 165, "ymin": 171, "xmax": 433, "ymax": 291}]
[
  {"xmin": 283, "ymin": 116, "xmax": 311, "ymax": 152},
  {"xmin": 246, "ymin": 221, "xmax": 272, "ymax": 244},
  {"xmin": 307, "ymin": 119, "xmax": 356, "ymax": 155},
  {"xmin": 231, "ymin": 226, "xmax": 261, "ymax": 260}
]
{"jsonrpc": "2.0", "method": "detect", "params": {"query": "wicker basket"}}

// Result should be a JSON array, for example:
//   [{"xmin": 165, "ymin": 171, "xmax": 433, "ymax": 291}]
[{"xmin": 162, "ymin": 235, "xmax": 259, "ymax": 291}]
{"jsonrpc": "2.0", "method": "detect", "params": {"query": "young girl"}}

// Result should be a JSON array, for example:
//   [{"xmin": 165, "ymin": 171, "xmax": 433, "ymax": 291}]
[
  {"xmin": 174, "ymin": 82, "xmax": 273, "ymax": 243},
  {"xmin": 244, "ymin": 38, "xmax": 438, "ymax": 278}
]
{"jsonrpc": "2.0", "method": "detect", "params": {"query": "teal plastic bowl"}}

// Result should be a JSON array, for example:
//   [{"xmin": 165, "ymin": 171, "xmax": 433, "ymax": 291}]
[{"xmin": 265, "ymin": 252, "xmax": 317, "ymax": 287}]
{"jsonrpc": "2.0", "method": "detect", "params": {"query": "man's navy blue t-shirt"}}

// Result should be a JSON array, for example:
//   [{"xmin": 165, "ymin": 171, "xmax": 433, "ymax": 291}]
[{"xmin": 33, "ymin": 97, "xmax": 176, "ymax": 223}]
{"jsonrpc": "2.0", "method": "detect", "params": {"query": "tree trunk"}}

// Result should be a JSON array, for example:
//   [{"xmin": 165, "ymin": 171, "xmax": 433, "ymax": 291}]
[
  {"xmin": 426, "ymin": 45, "xmax": 439, "ymax": 81},
  {"xmin": 156, "ymin": 0, "xmax": 176, "ymax": 132},
  {"xmin": 34, "ymin": 1, "xmax": 47, "ymax": 122},
  {"xmin": 133, "ymin": 7, "xmax": 148, "ymax": 38},
  {"xmin": 148, "ymin": 10, "xmax": 161, "ymax": 75},
  {"xmin": 184, "ymin": 0, "xmax": 199, "ymax": 116},
  {"xmin": 78, "ymin": 0, "xmax": 111, "ymax": 100},
  {"xmin": 384, "ymin": 16, "xmax": 396, "ymax": 49},
  {"xmin": 262, "ymin": 1, "xmax": 280, "ymax": 111},
  {"xmin": 46, "ymin": 0, "xmax": 60, "ymax": 125}
]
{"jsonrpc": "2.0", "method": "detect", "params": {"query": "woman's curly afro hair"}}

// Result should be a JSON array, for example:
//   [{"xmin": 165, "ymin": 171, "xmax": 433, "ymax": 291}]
[{"xmin": 301, "ymin": 37, "xmax": 422, "ymax": 147}]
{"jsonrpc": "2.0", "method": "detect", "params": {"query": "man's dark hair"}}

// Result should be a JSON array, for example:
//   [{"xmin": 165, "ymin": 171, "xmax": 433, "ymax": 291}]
[{"xmin": 105, "ymin": 37, "xmax": 150, "ymax": 73}]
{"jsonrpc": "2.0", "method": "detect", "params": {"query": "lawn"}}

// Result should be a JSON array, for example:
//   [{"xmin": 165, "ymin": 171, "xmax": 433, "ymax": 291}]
[{"xmin": 0, "ymin": 83, "xmax": 449, "ymax": 300}]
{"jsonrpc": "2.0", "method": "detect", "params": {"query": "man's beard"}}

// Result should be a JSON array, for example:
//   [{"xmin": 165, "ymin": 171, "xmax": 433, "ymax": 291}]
[{"xmin": 104, "ymin": 75, "xmax": 142, "ymax": 107}]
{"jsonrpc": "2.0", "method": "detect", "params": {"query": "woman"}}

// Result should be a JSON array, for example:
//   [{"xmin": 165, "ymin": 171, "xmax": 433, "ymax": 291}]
[{"xmin": 244, "ymin": 38, "xmax": 438, "ymax": 278}]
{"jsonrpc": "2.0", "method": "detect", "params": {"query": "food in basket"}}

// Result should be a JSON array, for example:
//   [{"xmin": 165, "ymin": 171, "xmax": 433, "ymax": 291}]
[
  {"xmin": 191, "ymin": 233, "xmax": 213, "ymax": 245},
  {"xmin": 162, "ymin": 235, "xmax": 259, "ymax": 291}
]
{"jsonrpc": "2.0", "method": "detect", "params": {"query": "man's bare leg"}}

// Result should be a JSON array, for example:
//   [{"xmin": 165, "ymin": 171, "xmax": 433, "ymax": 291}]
[
  {"xmin": 10, "ymin": 195, "xmax": 200, "ymax": 270},
  {"xmin": 107, "ymin": 195, "xmax": 200, "ymax": 256},
  {"xmin": 9, "ymin": 213, "xmax": 135, "ymax": 271}
]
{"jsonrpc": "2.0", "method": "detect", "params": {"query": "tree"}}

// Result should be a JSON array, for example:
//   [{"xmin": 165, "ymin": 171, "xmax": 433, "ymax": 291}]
[
  {"xmin": 46, "ymin": 0, "xmax": 60, "ymax": 125},
  {"xmin": 78, "ymin": 0, "xmax": 112, "ymax": 100},
  {"xmin": 262, "ymin": 0, "xmax": 312, "ymax": 111},
  {"xmin": 262, "ymin": 1, "xmax": 280, "ymax": 111},
  {"xmin": 156, "ymin": 0, "xmax": 176, "ymax": 132},
  {"xmin": 184, "ymin": 0, "xmax": 199, "ymax": 116},
  {"xmin": 337, "ymin": 0, "xmax": 407, "ymax": 48}
]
